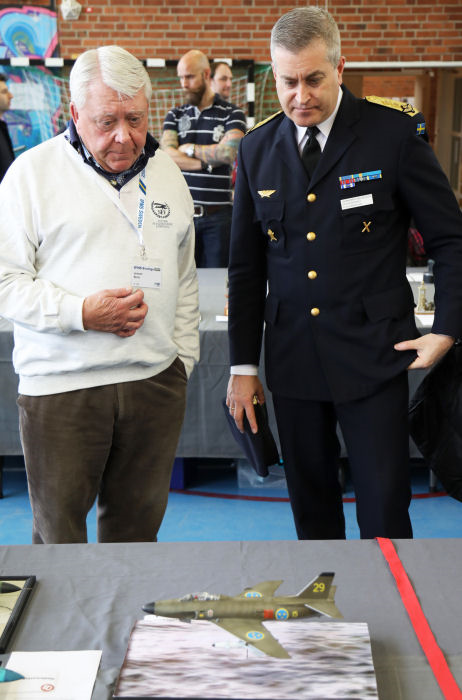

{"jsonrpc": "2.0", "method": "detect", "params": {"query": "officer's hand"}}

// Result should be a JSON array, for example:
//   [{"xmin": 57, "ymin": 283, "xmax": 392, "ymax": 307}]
[
  {"xmin": 394, "ymin": 332, "xmax": 454, "ymax": 369},
  {"xmin": 82, "ymin": 287, "xmax": 148, "ymax": 337},
  {"xmin": 226, "ymin": 374, "xmax": 265, "ymax": 434}
]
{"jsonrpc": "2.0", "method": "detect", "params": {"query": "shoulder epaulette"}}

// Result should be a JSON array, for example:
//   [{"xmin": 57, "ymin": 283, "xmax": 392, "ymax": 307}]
[
  {"xmin": 246, "ymin": 110, "xmax": 283, "ymax": 134},
  {"xmin": 365, "ymin": 95, "xmax": 419, "ymax": 117}
]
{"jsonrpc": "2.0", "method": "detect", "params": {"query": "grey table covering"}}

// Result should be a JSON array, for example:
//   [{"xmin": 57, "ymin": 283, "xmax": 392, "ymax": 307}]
[
  {"xmin": 0, "ymin": 268, "xmax": 431, "ymax": 459},
  {"xmin": 0, "ymin": 539, "xmax": 461, "ymax": 699},
  {"xmin": 176, "ymin": 268, "xmax": 430, "ymax": 459}
]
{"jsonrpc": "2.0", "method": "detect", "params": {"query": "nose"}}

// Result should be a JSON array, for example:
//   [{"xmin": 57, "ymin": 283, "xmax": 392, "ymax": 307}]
[
  {"xmin": 113, "ymin": 120, "xmax": 131, "ymax": 143},
  {"xmin": 142, "ymin": 601, "xmax": 155, "ymax": 614},
  {"xmin": 296, "ymin": 83, "xmax": 312, "ymax": 106}
]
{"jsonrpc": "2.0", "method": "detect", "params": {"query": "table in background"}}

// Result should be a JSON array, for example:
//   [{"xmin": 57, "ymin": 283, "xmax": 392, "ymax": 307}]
[
  {"xmin": 0, "ymin": 538, "xmax": 460, "ymax": 700},
  {"xmin": 0, "ymin": 269, "xmax": 433, "ymax": 491},
  {"xmin": 178, "ymin": 268, "xmax": 431, "ymax": 457}
]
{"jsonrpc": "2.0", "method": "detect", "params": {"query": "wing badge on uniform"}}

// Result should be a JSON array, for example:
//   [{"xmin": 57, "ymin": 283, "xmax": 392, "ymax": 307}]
[{"xmin": 258, "ymin": 190, "xmax": 276, "ymax": 198}]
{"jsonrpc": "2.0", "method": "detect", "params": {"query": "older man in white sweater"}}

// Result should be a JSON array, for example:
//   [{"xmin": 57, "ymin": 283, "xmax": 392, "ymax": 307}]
[{"xmin": 0, "ymin": 46, "xmax": 199, "ymax": 543}]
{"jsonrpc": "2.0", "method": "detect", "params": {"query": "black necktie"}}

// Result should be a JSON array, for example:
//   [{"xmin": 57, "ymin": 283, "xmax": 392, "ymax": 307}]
[{"xmin": 301, "ymin": 126, "xmax": 321, "ymax": 180}]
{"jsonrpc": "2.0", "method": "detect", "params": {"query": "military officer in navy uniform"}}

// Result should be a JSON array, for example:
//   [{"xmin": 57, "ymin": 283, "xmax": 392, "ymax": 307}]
[{"xmin": 226, "ymin": 7, "xmax": 462, "ymax": 539}]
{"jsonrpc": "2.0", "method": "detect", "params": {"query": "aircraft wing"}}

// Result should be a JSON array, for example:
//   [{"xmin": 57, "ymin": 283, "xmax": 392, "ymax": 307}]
[
  {"xmin": 238, "ymin": 580, "xmax": 283, "ymax": 598},
  {"xmin": 213, "ymin": 618, "xmax": 290, "ymax": 659}
]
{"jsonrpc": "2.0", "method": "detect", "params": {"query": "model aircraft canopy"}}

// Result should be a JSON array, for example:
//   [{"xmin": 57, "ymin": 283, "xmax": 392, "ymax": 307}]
[{"xmin": 178, "ymin": 592, "xmax": 220, "ymax": 602}]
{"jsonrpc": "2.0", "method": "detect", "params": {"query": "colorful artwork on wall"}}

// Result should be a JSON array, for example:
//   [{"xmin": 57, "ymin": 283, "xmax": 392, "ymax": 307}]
[{"xmin": 0, "ymin": 5, "xmax": 63, "ymax": 154}]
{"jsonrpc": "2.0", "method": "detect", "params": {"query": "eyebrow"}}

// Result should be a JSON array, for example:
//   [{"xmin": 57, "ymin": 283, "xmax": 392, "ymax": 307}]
[
  {"xmin": 280, "ymin": 70, "xmax": 326, "ymax": 81},
  {"xmin": 95, "ymin": 110, "xmax": 146, "ymax": 119}
]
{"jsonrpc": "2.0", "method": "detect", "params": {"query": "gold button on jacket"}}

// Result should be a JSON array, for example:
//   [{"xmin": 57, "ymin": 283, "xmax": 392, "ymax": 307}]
[{"xmin": 310, "ymin": 307, "xmax": 320, "ymax": 316}]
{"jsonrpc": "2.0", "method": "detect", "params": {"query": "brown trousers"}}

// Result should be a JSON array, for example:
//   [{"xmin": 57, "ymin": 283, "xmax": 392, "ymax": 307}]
[{"xmin": 17, "ymin": 358, "xmax": 187, "ymax": 544}]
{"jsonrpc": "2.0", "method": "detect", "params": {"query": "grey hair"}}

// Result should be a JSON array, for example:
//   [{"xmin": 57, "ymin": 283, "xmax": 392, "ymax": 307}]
[
  {"xmin": 270, "ymin": 7, "xmax": 341, "ymax": 67},
  {"xmin": 70, "ymin": 45, "xmax": 152, "ymax": 110}
]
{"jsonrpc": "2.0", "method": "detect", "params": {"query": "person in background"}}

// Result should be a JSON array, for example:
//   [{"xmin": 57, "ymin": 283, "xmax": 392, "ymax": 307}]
[
  {"xmin": 0, "ymin": 46, "xmax": 199, "ymax": 544},
  {"xmin": 226, "ymin": 7, "xmax": 462, "ymax": 540},
  {"xmin": 162, "ymin": 50, "xmax": 246, "ymax": 268},
  {"xmin": 211, "ymin": 61, "xmax": 233, "ymax": 102},
  {"xmin": 0, "ymin": 73, "xmax": 14, "ymax": 182}
]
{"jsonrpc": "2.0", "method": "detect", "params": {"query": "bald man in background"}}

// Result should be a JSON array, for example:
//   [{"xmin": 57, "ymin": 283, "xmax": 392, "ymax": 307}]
[{"xmin": 162, "ymin": 50, "xmax": 246, "ymax": 267}]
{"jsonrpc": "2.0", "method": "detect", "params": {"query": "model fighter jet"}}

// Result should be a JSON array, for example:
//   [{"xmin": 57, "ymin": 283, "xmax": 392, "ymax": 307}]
[{"xmin": 142, "ymin": 572, "xmax": 342, "ymax": 658}]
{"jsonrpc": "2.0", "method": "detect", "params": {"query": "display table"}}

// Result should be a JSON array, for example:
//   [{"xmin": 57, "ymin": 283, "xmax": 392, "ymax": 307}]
[{"xmin": 0, "ymin": 539, "xmax": 460, "ymax": 699}]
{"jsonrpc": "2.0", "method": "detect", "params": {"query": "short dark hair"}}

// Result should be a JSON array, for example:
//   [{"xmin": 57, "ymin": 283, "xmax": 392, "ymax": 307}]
[
  {"xmin": 271, "ymin": 7, "xmax": 341, "ymax": 67},
  {"xmin": 0, "ymin": 73, "xmax": 8, "ymax": 83},
  {"xmin": 211, "ymin": 62, "xmax": 232, "ymax": 79}
]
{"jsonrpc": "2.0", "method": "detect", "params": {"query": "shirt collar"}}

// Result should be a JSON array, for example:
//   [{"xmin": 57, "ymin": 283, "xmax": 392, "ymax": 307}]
[
  {"xmin": 295, "ymin": 86, "xmax": 343, "ymax": 150},
  {"xmin": 65, "ymin": 119, "xmax": 159, "ymax": 189}
]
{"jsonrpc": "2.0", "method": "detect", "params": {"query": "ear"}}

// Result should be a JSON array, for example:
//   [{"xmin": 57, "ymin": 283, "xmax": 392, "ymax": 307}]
[
  {"xmin": 337, "ymin": 56, "xmax": 346, "ymax": 85},
  {"xmin": 70, "ymin": 102, "xmax": 79, "ymax": 125}
]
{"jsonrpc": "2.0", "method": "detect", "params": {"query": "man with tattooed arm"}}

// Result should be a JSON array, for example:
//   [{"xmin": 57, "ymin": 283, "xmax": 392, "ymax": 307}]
[{"xmin": 162, "ymin": 50, "xmax": 246, "ymax": 267}]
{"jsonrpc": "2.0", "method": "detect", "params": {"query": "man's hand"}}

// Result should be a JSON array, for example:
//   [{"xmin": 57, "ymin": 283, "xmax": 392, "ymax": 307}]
[
  {"xmin": 178, "ymin": 143, "xmax": 194, "ymax": 155},
  {"xmin": 82, "ymin": 287, "xmax": 148, "ymax": 337},
  {"xmin": 160, "ymin": 131, "xmax": 202, "ymax": 170},
  {"xmin": 394, "ymin": 332, "xmax": 454, "ymax": 369},
  {"xmin": 226, "ymin": 374, "xmax": 265, "ymax": 434}
]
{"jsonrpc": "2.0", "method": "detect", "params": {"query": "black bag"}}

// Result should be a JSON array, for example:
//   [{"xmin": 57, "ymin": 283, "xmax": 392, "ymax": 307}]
[
  {"xmin": 408, "ymin": 344, "xmax": 462, "ymax": 502},
  {"xmin": 222, "ymin": 397, "xmax": 279, "ymax": 477}
]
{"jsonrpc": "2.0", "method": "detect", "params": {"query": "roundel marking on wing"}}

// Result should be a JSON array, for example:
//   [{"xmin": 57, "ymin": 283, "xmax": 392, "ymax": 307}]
[{"xmin": 247, "ymin": 630, "xmax": 265, "ymax": 641}]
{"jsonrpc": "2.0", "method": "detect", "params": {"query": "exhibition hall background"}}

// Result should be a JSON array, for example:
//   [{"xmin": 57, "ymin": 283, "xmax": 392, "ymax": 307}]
[{"xmin": 1, "ymin": 0, "xmax": 461, "ymax": 203}]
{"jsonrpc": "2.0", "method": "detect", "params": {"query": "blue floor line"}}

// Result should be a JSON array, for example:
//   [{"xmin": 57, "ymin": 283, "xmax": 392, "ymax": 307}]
[{"xmin": 1, "ymin": 461, "xmax": 461, "ymax": 544}]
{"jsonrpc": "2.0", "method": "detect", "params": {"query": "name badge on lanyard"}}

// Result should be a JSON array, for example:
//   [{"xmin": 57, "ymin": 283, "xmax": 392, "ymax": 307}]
[{"xmin": 131, "ymin": 168, "xmax": 162, "ymax": 289}]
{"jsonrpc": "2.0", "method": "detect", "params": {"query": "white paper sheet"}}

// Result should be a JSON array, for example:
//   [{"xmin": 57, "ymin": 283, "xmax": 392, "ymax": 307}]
[
  {"xmin": 0, "ymin": 650, "xmax": 101, "ymax": 699},
  {"xmin": 415, "ymin": 313, "xmax": 434, "ymax": 328},
  {"xmin": 407, "ymin": 272, "xmax": 424, "ymax": 282}
]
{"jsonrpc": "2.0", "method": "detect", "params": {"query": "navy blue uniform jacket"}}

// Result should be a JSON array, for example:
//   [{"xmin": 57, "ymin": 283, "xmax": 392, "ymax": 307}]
[{"xmin": 228, "ymin": 86, "xmax": 462, "ymax": 403}]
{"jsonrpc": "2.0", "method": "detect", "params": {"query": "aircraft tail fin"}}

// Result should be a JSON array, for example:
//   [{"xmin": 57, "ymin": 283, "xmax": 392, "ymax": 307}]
[
  {"xmin": 296, "ymin": 572, "xmax": 335, "ymax": 599},
  {"xmin": 304, "ymin": 586, "xmax": 343, "ymax": 618}
]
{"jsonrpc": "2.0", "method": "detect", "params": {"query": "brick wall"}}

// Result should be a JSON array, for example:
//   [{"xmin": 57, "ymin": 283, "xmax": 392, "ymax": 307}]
[{"xmin": 3, "ymin": 0, "xmax": 460, "ymax": 63}]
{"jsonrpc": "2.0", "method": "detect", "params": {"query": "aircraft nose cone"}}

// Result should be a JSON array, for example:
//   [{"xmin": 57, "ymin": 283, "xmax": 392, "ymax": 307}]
[{"xmin": 142, "ymin": 601, "xmax": 155, "ymax": 614}]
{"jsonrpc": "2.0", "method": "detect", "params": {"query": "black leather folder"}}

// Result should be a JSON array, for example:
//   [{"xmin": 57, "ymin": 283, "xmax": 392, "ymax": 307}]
[
  {"xmin": 222, "ymin": 397, "xmax": 279, "ymax": 477},
  {"xmin": 408, "ymin": 343, "xmax": 462, "ymax": 502}
]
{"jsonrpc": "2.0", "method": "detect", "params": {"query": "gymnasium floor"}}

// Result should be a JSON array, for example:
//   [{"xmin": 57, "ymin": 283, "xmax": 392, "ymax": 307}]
[{"xmin": 0, "ymin": 456, "xmax": 461, "ymax": 544}]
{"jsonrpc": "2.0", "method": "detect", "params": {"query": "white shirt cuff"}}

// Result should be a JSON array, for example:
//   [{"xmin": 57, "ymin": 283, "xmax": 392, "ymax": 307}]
[{"xmin": 230, "ymin": 365, "xmax": 258, "ymax": 375}]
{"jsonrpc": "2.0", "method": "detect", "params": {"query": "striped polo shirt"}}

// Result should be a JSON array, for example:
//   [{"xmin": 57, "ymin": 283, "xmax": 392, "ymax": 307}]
[{"xmin": 163, "ymin": 96, "xmax": 246, "ymax": 206}]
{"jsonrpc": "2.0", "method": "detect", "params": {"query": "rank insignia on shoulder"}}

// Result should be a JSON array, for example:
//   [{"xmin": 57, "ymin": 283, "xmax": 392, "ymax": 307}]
[
  {"xmin": 246, "ymin": 110, "xmax": 283, "ymax": 133},
  {"xmin": 365, "ymin": 95, "xmax": 418, "ymax": 117},
  {"xmin": 258, "ymin": 190, "xmax": 276, "ymax": 198}
]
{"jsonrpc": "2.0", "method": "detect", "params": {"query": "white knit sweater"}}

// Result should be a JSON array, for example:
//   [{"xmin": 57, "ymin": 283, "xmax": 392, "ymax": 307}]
[{"xmin": 0, "ymin": 133, "xmax": 199, "ymax": 395}]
